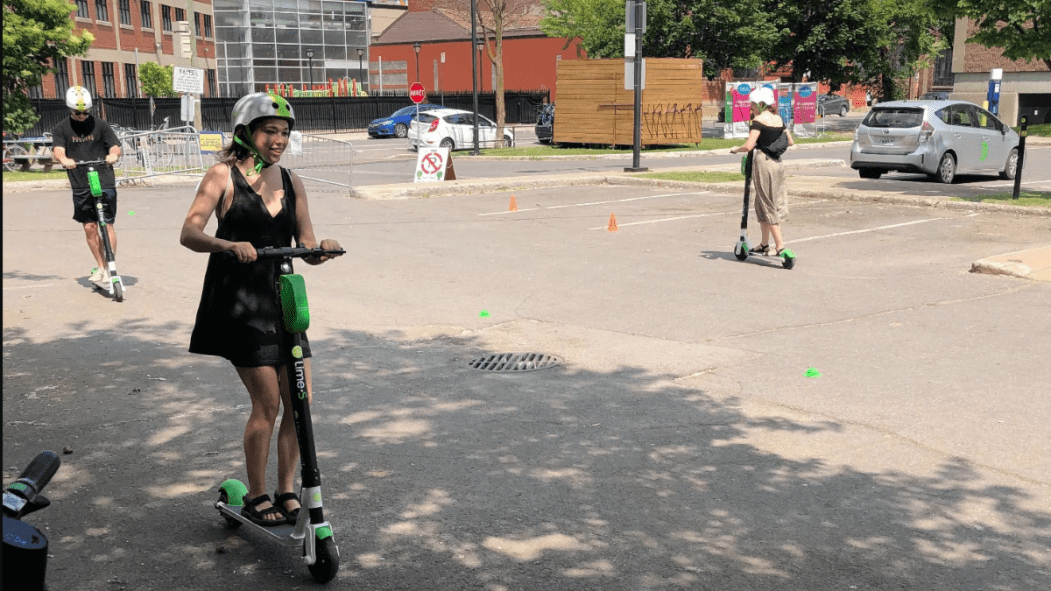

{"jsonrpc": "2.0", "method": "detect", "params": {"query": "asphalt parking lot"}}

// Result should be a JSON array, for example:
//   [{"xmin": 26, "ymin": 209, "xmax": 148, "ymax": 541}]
[{"xmin": 3, "ymin": 174, "xmax": 1050, "ymax": 589}]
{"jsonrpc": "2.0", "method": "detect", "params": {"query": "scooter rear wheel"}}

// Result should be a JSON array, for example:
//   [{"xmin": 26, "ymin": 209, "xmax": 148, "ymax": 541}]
[
  {"xmin": 218, "ymin": 479, "xmax": 248, "ymax": 529},
  {"xmin": 308, "ymin": 537, "xmax": 339, "ymax": 583}
]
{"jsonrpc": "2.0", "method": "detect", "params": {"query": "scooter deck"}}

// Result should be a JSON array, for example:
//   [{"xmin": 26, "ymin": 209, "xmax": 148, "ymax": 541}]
[
  {"xmin": 216, "ymin": 502, "xmax": 301, "ymax": 546},
  {"xmin": 91, "ymin": 279, "xmax": 113, "ymax": 293}
]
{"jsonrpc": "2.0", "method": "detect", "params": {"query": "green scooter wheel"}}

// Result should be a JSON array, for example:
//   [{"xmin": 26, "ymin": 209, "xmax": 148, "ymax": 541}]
[
  {"xmin": 734, "ymin": 243, "xmax": 749, "ymax": 261},
  {"xmin": 780, "ymin": 248, "xmax": 796, "ymax": 269},
  {"xmin": 218, "ymin": 479, "xmax": 248, "ymax": 529},
  {"xmin": 308, "ymin": 536, "xmax": 340, "ymax": 583}
]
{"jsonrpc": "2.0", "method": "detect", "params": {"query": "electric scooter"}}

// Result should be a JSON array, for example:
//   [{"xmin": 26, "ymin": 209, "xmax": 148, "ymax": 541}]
[
  {"xmin": 214, "ymin": 244, "xmax": 345, "ymax": 584},
  {"xmin": 733, "ymin": 151, "xmax": 796, "ymax": 269},
  {"xmin": 77, "ymin": 159, "xmax": 126, "ymax": 300},
  {"xmin": 3, "ymin": 451, "xmax": 62, "ymax": 591}
]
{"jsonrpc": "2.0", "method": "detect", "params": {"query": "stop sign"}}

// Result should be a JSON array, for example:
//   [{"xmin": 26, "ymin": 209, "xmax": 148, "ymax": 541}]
[{"xmin": 409, "ymin": 82, "xmax": 426, "ymax": 104}]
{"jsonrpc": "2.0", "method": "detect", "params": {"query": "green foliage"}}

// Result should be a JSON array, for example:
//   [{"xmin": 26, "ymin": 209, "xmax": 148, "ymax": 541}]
[
  {"xmin": 540, "ymin": 0, "xmax": 778, "ymax": 77},
  {"xmin": 3, "ymin": 0, "xmax": 92, "ymax": 133},
  {"xmin": 930, "ymin": 0, "xmax": 1051, "ymax": 69},
  {"xmin": 139, "ymin": 62, "xmax": 175, "ymax": 97}
]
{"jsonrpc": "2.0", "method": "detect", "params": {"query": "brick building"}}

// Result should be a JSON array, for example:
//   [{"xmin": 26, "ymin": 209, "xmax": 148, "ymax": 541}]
[
  {"xmin": 34, "ymin": 0, "xmax": 219, "ymax": 100},
  {"xmin": 369, "ymin": 0, "xmax": 584, "ymax": 100},
  {"xmin": 949, "ymin": 17, "xmax": 1051, "ymax": 126}
]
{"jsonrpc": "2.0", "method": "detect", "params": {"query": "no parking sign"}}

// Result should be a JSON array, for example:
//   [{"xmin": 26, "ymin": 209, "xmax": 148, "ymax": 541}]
[{"xmin": 414, "ymin": 146, "xmax": 455, "ymax": 182}]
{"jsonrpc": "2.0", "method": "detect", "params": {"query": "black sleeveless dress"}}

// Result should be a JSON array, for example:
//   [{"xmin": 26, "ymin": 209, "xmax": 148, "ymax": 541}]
[{"xmin": 188, "ymin": 165, "xmax": 311, "ymax": 367}]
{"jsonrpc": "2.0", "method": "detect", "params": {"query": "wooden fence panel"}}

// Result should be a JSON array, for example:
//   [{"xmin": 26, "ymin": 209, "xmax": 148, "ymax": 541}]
[{"xmin": 554, "ymin": 59, "xmax": 707, "ymax": 146}]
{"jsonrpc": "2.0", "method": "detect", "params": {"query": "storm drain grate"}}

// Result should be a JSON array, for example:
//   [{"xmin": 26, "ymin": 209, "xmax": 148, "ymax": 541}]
[{"xmin": 468, "ymin": 352, "xmax": 563, "ymax": 372}]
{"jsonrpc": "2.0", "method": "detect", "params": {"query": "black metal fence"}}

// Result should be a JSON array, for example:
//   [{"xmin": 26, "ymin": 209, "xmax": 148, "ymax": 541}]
[{"xmin": 21, "ymin": 90, "xmax": 550, "ymax": 136}]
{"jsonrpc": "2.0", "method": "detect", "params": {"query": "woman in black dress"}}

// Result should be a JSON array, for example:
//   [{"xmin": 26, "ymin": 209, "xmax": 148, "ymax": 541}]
[{"xmin": 180, "ymin": 93, "xmax": 341, "ymax": 526}]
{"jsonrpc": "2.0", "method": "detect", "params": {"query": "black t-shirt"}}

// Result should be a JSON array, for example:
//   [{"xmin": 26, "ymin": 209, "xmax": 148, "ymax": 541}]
[{"xmin": 51, "ymin": 116, "xmax": 120, "ymax": 190}]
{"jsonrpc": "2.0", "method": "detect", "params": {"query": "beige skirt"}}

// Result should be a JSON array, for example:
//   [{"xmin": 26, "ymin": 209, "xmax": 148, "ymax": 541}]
[{"xmin": 752, "ymin": 150, "xmax": 788, "ymax": 224}]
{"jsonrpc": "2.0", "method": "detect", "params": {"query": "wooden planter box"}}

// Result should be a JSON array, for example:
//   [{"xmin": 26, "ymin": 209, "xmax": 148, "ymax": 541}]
[{"xmin": 554, "ymin": 58, "xmax": 706, "ymax": 146}]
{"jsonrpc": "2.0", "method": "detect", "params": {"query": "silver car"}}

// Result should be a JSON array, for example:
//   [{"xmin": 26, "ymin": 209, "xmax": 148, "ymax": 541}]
[{"xmin": 850, "ymin": 100, "xmax": 1019, "ymax": 183}]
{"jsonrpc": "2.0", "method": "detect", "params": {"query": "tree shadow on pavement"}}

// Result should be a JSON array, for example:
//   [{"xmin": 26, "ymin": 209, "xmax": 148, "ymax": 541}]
[{"xmin": 3, "ymin": 323, "xmax": 1048, "ymax": 590}]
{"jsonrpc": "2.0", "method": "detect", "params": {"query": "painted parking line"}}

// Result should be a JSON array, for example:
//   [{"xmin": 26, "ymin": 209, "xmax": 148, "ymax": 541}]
[
  {"xmin": 786, "ymin": 213, "xmax": 977, "ymax": 245},
  {"xmin": 977, "ymin": 180, "xmax": 1051, "ymax": 191},
  {"xmin": 479, "ymin": 192, "xmax": 711, "ymax": 216},
  {"xmin": 585, "ymin": 199, "xmax": 830, "ymax": 230}
]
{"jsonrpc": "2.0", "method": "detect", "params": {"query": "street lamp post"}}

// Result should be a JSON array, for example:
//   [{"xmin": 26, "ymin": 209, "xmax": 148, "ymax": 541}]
[
  {"xmin": 357, "ymin": 47, "xmax": 365, "ymax": 93},
  {"xmin": 413, "ymin": 42, "xmax": 421, "ymax": 83},
  {"xmin": 306, "ymin": 48, "xmax": 314, "ymax": 93},
  {"xmin": 477, "ymin": 41, "xmax": 485, "ymax": 91},
  {"xmin": 470, "ymin": 1, "xmax": 479, "ymax": 155}
]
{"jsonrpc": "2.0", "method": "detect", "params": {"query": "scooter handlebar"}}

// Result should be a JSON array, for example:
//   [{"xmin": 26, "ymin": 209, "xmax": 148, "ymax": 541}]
[
  {"xmin": 74, "ymin": 159, "xmax": 110, "ymax": 167},
  {"xmin": 223, "ymin": 246, "xmax": 346, "ymax": 262},
  {"xmin": 7, "ymin": 451, "xmax": 61, "ymax": 499}
]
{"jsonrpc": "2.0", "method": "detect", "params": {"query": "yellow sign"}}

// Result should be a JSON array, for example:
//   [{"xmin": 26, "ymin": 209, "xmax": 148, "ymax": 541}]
[{"xmin": 198, "ymin": 131, "xmax": 224, "ymax": 154}]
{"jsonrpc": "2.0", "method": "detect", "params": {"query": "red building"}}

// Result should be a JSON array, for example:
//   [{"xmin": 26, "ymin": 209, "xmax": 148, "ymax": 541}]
[
  {"xmin": 34, "ymin": 0, "xmax": 218, "ymax": 99},
  {"xmin": 369, "ymin": 0, "xmax": 584, "ymax": 100}
]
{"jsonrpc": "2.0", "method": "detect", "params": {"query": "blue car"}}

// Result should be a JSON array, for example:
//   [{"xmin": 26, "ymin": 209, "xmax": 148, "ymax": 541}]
[{"xmin": 368, "ymin": 104, "xmax": 446, "ymax": 138}]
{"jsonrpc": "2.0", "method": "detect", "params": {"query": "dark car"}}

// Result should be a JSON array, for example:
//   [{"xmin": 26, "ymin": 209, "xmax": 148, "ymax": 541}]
[
  {"xmin": 368, "ymin": 104, "xmax": 446, "ymax": 138},
  {"xmin": 535, "ymin": 103, "xmax": 554, "ymax": 144},
  {"xmin": 817, "ymin": 93, "xmax": 851, "ymax": 117}
]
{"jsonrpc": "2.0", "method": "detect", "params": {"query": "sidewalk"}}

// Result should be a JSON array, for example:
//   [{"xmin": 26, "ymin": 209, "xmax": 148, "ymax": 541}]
[{"xmin": 971, "ymin": 245, "xmax": 1051, "ymax": 282}]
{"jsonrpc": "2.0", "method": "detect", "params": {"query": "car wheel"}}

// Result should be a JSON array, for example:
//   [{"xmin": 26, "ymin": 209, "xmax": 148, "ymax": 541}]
[
  {"xmin": 839, "ymin": 105, "xmax": 848, "ymax": 116},
  {"xmin": 394, "ymin": 123, "xmax": 408, "ymax": 138},
  {"xmin": 859, "ymin": 169, "xmax": 882, "ymax": 179},
  {"xmin": 503, "ymin": 136, "xmax": 513, "ymax": 148},
  {"xmin": 936, "ymin": 153, "xmax": 956, "ymax": 184},
  {"xmin": 999, "ymin": 149, "xmax": 1018, "ymax": 180},
  {"xmin": 439, "ymin": 138, "xmax": 454, "ymax": 149}
]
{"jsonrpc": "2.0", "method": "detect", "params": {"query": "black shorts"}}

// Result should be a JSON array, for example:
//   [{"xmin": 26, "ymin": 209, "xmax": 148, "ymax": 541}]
[{"xmin": 72, "ymin": 188, "xmax": 117, "ymax": 224}]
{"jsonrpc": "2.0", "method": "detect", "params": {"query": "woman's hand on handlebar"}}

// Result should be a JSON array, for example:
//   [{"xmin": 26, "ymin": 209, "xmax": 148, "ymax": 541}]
[
  {"xmin": 227, "ymin": 241, "xmax": 258, "ymax": 263},
  {"xmin": 61, "ymin": 157, "xmax": 78, "ymax": 169},
  {"xmin": 305, "ymin": 239, "xmax": 342, "ymax": 265}
]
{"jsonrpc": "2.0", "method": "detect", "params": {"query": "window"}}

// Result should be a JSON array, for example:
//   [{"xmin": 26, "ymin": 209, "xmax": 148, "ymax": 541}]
[
  {"xmin": 175, "ymin": 7, "xmax": 184, "ymax": 24},
  {"xmin": 140, "ymin": 1, "xmax": 152, "ymax": 28},
  {"xmin": 162, "ymin": 5, "xmax": 171, "ymax": 31},
  {"xmin": 95, "ymin": 0, "xmax": 109, "ymax": 22},
  {"xmin": 81, "ymin": 61, "xmax": 97, "ymax": 97},
  {"xmin": 204, "ymin": 14, "xmax": 212, "ymax": 37},
  {"xmin": 124, "ymin": 63, "xmax": 138, "ymax": 98},
  {"xmin": 102, "ymin": 62, "xmax": 116, "ymax": 97},
  {"xmin": 76, "ymin": 0, "xmax": 89, "ymax": 18},
  {"xmin": 207, "ymin": 69, "xmax": 217, "ymax": 97},
  {"xmin": 194, "ymin": 12, "xmax": 201, "ymax": 36},
  {"xmin": 119, "ymin": 0, "xmax": 131, "ymax": 25},
  {"xmin": 54, "ymin": 59, "xmax": 69, "ymax": 96},
  {"xmin": 28, "ymin": 84, "xmax": 43, "ymax": 99}
]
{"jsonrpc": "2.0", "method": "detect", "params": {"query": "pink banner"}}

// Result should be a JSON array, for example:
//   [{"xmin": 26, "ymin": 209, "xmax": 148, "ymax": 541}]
[{"xmin": 794, "ymin": 85, "xmax": 817, "ymax": 124}]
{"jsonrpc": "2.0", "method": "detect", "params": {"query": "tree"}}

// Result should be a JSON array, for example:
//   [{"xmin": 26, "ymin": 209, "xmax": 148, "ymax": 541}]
[
  {"xmin": 540, "ymin": 0, "xmax": 778, "ymax": 78},
  {"xmin": 770, "ymin": 0, "xmax": 948, "ymax": 100},
  {"xmin": 930, "ymin": 0, "xmax": 1051, "ymax": 71},
  {"xmin": 437, "ymin": 0, "xmax": 538, "ymax": 144},
  {"xmin": 3, "ymin": 0, "xmax": 92, "ymax": 133},
  {"xmin": 139, "ymin": 62, "xmax": 175, "ymax": 97}
]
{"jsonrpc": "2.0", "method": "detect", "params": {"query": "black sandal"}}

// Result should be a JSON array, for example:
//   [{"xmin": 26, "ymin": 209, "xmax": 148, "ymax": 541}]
[
  {"xmin": 274, "ymin": 490, "xmax": 301, "ymax": 525},
  {"xmin": 752, "ymin": 244, "xmax": 770, "ymax": 255},
  {"xmin": 243, "ymin": 494, "xmax": 286, "ymax": 527}
]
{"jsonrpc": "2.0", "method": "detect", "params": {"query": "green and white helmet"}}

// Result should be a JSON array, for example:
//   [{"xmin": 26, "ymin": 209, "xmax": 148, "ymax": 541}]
[
  {"xmin": 231, "ymin": 92, "xmax": 295, "ymax": 133},
  {"xmin": 66, "ymin": 86, "xmax": 93, "ymax": 112}
]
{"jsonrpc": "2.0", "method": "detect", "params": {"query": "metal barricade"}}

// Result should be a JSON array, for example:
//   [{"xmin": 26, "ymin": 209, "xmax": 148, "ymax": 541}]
[
  {"xmin": 281, "ymin": 133, "xmax": 354, "ymax": 196},
  {"xmin": 116, "ymin": 125, "xmax": 206, "ymax": 182}
]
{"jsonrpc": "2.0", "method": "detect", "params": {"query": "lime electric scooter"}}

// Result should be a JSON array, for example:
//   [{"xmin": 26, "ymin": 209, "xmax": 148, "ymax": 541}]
[
  {"xmin": 77, "ymin": 159, "xmax": 126, "ymax": 300},
  {"xmin": 733, "ymin": 151, "xmax": 796, "ymax": 269},
  {"xmin": 214, "ymin": 244, "xmax": 344, "ymax": 584}
]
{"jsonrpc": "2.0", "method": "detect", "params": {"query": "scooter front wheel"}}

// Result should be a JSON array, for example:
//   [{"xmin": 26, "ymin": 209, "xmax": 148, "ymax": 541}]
[
  {"xmin": 308, "ymin": 537, "xmax": 339, "ymax": 583},
  {"xmin": 113, "ymin": 280, "xmax": 124, "ymax": 302},
  {"xmin": 734, "ymin": 243, "xmax": 749, "ymax": 261}
]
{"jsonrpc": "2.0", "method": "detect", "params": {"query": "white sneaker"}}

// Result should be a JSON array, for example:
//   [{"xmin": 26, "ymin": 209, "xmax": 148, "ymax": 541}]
[{"xmin": 89, "ymin": 267, "xmax": 106, "ymax": 283}]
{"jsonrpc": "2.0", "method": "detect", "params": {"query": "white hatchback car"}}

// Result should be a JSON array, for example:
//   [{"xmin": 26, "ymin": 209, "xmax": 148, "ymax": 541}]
[{"xmin": 408, "ymin": 109, "xmax": 515, "ymax": 151}]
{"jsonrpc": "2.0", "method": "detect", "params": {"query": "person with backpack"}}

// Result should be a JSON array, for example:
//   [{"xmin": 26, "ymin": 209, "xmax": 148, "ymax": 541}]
[{"xmin": 731, "ymin": 87, "xmax": 794, "ymax": 257}]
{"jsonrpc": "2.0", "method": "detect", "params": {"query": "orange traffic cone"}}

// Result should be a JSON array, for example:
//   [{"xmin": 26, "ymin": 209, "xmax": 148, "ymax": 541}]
[
  {"xmin": 607, "ymin": 212, "xmax": 618, "ymax": 232},
  {"xmin": 509, "ymin": 195, "xmax": 518, "ymax": 211}
]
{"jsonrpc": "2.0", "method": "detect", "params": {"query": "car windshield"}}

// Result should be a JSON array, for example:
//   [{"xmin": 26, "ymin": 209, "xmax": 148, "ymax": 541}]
[
  {"xmin": 392, "ymin": 106, "xmax": 417, "ymax": 117},
  {"xmin": 863, "ymin": 108, "xmax": 924, "ymax": 129}
]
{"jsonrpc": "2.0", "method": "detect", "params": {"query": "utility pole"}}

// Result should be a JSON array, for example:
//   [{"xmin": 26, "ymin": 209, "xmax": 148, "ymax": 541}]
[{"xmin": 625, "ymin": 0, "xmax": 647, "ymax": 172}]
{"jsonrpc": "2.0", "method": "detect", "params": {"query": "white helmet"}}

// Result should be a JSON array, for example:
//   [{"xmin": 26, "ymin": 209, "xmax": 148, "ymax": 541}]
[
  {"xmin": 749, "ymin": 87, "xmax": 776, "ymax": 108},
  {"xmin": 231, "ymin": 92, "xmax": 295, "ymax": 133},
  {"xmin": 66, "ymin": 86, "xmax": 93, "ymax": 112}
]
